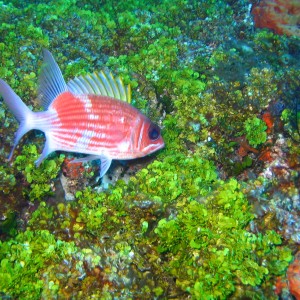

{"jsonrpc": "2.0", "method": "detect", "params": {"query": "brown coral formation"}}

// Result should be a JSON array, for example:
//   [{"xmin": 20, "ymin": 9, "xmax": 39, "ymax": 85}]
[{"xmin": 252, "ymin": 0, "xmax": 300, "ymax": 37}]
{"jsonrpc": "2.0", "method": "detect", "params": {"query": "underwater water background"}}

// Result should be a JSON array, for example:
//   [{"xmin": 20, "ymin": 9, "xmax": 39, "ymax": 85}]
[{"xmin": 0, "ymin": 0, "xmax": 299, "ymax": 299}]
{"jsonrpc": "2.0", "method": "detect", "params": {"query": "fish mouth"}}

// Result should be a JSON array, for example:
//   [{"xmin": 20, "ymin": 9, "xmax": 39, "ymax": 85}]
[
  {"xmin": 142, "ymin": 141, "xmax": 165, "ymax": 156},
  {"xmin": 157, "ymin": 141, "xmax": 165, "ymax": 151}
]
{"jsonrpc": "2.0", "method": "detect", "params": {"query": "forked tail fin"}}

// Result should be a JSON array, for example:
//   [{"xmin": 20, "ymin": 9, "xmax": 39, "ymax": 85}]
[{"xmin": 0, "ymin": 79, "xmax": 35, "ymax": 160}]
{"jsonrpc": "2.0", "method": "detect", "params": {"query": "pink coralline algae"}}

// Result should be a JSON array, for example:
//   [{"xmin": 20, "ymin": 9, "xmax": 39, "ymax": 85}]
[
  {"xmin": 252, "ymin": 0, "xmax": 300, "ymax": 37},
  {"xmin": 275, "ymin": 251, "xmax": 300, "ymax": 300}
]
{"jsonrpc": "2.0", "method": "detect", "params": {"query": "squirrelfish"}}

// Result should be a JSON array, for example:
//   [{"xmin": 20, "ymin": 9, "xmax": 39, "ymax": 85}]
[{"xmin": 0, "ymin": 50, "xmax": 164, "ymax": 177}]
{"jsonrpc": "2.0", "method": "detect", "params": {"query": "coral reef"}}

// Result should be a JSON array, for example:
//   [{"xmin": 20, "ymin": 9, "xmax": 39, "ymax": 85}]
[
  {"xmin": 252, "ymin": 0, "xmax": 300, "ymax": 37},
  {"xmin": 276, "ymin": 251, "xmax": 300, "ymax": 299},
  {"xmin": 0, "ymin": 0, "xmax": 300, "ymax": 299}
]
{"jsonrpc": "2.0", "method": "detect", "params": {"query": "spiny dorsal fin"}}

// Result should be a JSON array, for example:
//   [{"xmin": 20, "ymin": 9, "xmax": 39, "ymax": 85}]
[
  {"xmin": 67, "ymin": 70, "xmax": 131, "ymax": 103},
  {"xmin": 38, "ymin": 49, "xmax": 68, "ymax": 109}
]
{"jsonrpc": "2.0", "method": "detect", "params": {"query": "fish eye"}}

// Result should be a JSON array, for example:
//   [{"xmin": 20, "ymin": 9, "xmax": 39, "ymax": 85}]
[{"xmin": 148, "ymin": 125, "xmax": 160, "ymax": 140}]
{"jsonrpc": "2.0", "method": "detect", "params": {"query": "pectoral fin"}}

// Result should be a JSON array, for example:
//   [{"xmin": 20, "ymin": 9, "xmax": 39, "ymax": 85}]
[{"xmin": 71, "ymin": 155, "xmax": 112, "ymax": 178}]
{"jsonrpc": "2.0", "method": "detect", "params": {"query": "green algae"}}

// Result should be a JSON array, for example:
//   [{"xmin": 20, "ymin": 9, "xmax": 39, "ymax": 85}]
[
  {"xmin": 14, "ymin": 144, "xmax": 64, "ymax": 201},
  {"xmin": 0, "ymin": 229, "xmax": 77, "ymax": 299},
  {"xmin": 154, "ymin": 179, "xmax": 292, "ymax": 298},
  {"xmin": 244, "ymin": 116, "xmax": 267, "ymax": 147},
  {"xmin": 281, "ymin": 108, "xmax": 300, "ymax": 142},
  {"xmin": 129, "ymin": 153, "xmax": 217, "ymax": 202}
]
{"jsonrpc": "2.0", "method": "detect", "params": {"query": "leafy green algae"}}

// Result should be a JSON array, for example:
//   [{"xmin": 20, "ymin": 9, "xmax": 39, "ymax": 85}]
[
  {"xmin": 130, "ymin": 153, "xmax": 217, "ymax": 202},
  {"xmin": 244, "ymin": 116, "xmax": 267, "ymax": 147},
  {"xmin": 14, "ymin": 144, "xmax": 64, "ymax": 201},
  {"xmin": 154, "ymin": 179, "xmax": 291, "ymax": 298},
  {"xmin": 0, "ymin": 229, "xmax": 77, "ymax": 299}
]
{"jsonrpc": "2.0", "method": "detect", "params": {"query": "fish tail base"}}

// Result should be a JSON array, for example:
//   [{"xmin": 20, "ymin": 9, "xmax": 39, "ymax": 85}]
[{"xmin": 0, "ymin": 79, "xmax": 36, "ymax": 160}]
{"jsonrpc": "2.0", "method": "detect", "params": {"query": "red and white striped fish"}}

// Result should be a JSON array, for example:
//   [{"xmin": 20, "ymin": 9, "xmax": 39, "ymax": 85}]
[{"xmin": 0, "ymin": 50, "xmax": 164, "ymax": 177}]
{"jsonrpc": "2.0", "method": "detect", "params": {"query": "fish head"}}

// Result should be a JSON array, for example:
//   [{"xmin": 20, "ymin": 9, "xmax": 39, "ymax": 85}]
[{"xmin": 133, "ymin": 116, "xmax": 165, "ymax": 157}]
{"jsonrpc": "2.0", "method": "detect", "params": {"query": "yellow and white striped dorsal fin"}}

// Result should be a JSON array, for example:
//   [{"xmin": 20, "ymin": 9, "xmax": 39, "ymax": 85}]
[{"xmin": 67, "ymin": 70, "xmax": 131, "ymax": 103}]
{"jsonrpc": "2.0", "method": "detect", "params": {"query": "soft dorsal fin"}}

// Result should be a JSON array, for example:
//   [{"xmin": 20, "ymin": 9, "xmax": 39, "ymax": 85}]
[
  {"xmin": 67, "ymin": 70, "xmax": 131, "ymax": 103},
  {"xmin": 38, "ymin": 49, "xmax": 68, "ymax": 109}
]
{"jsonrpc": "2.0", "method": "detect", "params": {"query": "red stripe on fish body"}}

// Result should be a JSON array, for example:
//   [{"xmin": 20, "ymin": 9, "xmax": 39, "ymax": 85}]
[{"xmin": 47, "ymin": 92, "xmax": 164, "ymax": 159}]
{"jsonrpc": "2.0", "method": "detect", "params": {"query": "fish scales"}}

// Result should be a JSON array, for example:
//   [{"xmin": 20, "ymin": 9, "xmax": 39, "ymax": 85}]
[{"xmin": 47, "ymin": 93, "xmax": 143, "ymax": 158}]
